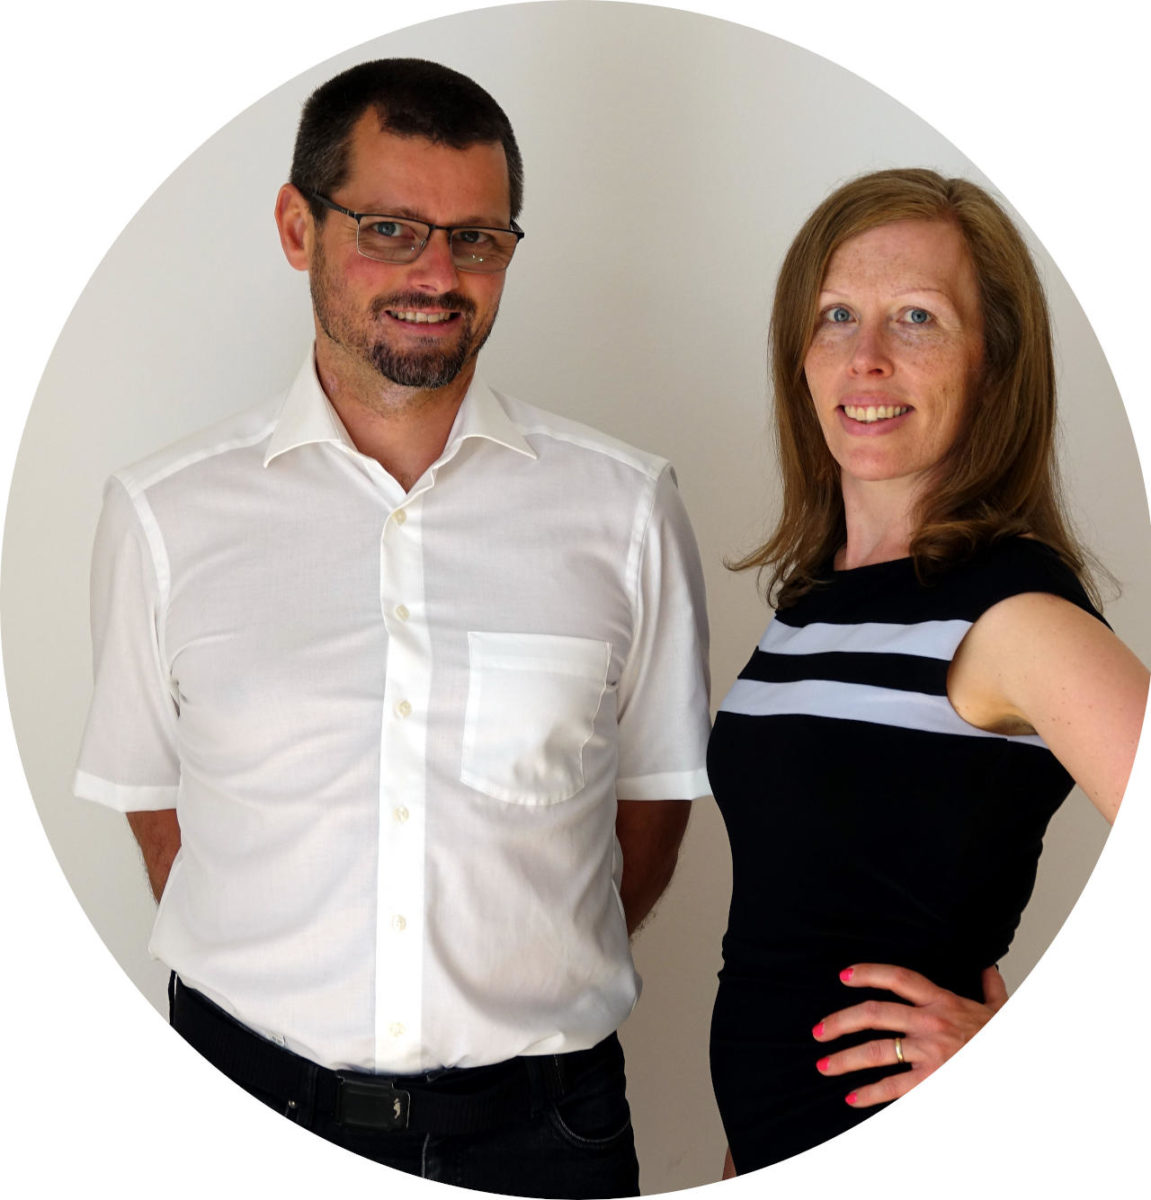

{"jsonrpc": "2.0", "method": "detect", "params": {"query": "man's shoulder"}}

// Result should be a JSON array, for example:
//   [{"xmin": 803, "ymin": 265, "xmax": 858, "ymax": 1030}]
[
  {"xmin": 112, "ymin": 394, "xmax": 283, "ymax": 499},
  {"xmin": 492, "ymin": 388, "xmax": 670, "ymax": 485}
]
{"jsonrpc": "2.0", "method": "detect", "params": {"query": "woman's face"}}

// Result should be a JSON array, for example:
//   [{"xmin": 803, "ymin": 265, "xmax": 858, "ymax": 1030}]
[{"xmin": 803, "ymin": 218, "xmax": 985, "ymax": 500}]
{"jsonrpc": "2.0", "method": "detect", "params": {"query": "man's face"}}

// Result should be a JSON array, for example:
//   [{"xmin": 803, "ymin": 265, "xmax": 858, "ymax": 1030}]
[{"xmin": 307, "ymin": 113, "xmax": 512, "ymax": 391}]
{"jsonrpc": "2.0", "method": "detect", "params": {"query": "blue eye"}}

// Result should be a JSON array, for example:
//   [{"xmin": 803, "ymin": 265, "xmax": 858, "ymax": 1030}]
[
  {"xmin": 826, "ymin": 306, "xmax": 852, "ymax": 324},
  {"xmin": 906, "ymin": 308, "xmax": 931, "ymax": 324}
]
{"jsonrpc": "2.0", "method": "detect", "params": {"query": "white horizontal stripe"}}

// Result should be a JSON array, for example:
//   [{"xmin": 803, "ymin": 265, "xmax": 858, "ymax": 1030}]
[
  {"xmin": 761, "ymin": 618, "xmax": 972, "ymax": 661},
  {"xmin": 719, "ymin": 677, "xmax": 1047, "ymax": 747}
]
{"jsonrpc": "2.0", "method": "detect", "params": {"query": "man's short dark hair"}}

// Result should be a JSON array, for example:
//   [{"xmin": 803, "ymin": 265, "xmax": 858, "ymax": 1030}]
[{"xmin": 290, "ymin": 58, "xmax": 524, "ymax": 221}]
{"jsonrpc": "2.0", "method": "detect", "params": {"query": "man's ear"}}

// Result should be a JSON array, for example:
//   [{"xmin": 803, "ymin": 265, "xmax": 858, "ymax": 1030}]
[{"xmin": 274, "ymin": 183, "xmax": 313, "ymax": 272}]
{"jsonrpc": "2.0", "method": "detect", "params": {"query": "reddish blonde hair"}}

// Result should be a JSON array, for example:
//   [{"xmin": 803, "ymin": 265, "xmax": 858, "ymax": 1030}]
[{"xmin": 734, "ymin": 168, "xmax": 1094, "ymax": 608}]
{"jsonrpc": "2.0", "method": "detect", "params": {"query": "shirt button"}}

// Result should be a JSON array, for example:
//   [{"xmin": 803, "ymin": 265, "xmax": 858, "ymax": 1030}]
[
  {"xmin": 393, "ymin": 510, "xmax": 407, "ymax": 526},
  {"xmin": 395, "ymin": 700, "xmax": 412, "ymax": 719},
  {"xmin": 393, "ymin": 806, "xmax": 410, "ymax": 823},
  {"xmin": 395, "ymin": 604, "xmax": 410, "ymax": 621},
  {"xmin": 389, "ymin": 1022, "xmax": 405, "ymax": 1038},
  {"xmin": 391, "ymin": 914, "xmax": 407, "ymax": 932}
]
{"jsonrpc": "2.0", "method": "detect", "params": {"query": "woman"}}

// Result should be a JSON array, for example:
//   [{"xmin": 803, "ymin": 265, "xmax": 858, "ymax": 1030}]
[{"xmin": 707, "ymin": 169, "xmax": 1148, "ymax": 1175}]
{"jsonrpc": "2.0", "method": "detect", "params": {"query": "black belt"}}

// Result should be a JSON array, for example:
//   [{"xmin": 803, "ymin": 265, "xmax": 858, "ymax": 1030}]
[{"xmin": 169, "ymin": 975, "xmax": 617, "ymax": 1136}]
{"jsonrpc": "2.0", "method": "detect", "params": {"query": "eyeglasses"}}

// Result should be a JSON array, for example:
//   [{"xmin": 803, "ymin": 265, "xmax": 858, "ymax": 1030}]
[{"xmin": 306, "ymin": 191, "xmax": 524, "ymax": 274}]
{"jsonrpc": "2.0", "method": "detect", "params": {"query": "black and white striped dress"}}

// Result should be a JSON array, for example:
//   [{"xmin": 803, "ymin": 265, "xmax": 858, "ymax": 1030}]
[{"xmin": 707, "ymin": 537, "xmax": 1103, "ymax": 1173}]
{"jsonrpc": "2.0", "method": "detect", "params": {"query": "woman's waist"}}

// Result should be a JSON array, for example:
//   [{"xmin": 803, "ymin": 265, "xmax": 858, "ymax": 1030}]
[{"xmin": 717, "ymin": 936, "xmax": 990, "ymax": 1003}]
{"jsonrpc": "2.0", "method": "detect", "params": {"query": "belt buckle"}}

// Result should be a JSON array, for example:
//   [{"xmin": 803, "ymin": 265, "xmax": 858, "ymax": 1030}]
[{"xmin": 336, "ymin": 1075, "xmax": 412, "ymax": 1131}]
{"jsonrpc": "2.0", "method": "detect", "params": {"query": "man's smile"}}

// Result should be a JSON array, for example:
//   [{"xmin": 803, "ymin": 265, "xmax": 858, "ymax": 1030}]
[{"xmin": 385, "ymin": 309, "xmax": 460, "ymax": 325}]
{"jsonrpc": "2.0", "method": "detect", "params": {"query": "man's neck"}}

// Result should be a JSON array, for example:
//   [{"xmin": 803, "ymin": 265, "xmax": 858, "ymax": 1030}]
[{"xmin": 314, "ymin": 341, "xmax": 475, "ymax": 492}]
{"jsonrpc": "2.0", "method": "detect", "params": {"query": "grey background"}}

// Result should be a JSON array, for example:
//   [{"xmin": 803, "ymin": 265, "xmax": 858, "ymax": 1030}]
[{"xmin": 3, "ymin": 3, "xmax": 1148, "ymax": 1195}]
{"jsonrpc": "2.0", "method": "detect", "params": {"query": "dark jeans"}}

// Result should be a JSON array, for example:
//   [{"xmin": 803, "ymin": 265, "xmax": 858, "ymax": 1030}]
[{"xmin": 170, "ymin": 977, "xmax": 639, "ymax": 1197}]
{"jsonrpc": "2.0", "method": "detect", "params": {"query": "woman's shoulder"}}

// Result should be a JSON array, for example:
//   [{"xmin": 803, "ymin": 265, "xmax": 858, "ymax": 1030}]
[
  {"xmin": 943, "ymin": 536, "xmax": 1104, "ymax": 625},
  {"xmin": 774, "ymin": 536, "xmax": 1102, "ymax": 628}
]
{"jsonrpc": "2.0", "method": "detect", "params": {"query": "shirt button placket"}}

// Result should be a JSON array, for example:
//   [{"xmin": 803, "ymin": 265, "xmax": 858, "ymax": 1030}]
[{"xmin": 376, "ymin": 497, "xmax": 427, "ymax": 1069}]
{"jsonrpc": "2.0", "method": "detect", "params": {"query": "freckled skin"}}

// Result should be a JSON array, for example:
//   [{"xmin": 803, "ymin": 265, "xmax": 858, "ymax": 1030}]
[{"xmin": 804, "ymin": 219, "xmax": 985, "ymax": 508}]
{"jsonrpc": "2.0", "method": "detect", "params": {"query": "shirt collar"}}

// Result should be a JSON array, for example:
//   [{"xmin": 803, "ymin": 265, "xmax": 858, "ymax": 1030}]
[
  {"xmin": 446, "ymin": 375, "xmax": 536, "ymax": 463},
  {"xmin": 264, "ymin": 352, "xmax": 537, "ymax": 468}
]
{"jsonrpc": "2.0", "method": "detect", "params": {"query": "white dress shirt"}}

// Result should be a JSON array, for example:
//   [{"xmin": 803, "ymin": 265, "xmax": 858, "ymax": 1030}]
[{"xmin": 75, "ymin": 355, "xmax": 711, "ymax": 1073}]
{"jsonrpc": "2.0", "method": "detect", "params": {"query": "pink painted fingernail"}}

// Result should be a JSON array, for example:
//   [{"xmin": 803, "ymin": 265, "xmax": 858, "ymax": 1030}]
[
  {"xmin": 845, "ymin": 1092, "xmax": 858, "ymax": 1106},
  {"xmin": 817, "ymin": 1057, "xmax": 830, "ymax": 1072},
  {"xmin": 812, "ymin": 1022, "xmax": 825, "ymax": 1038},
  {"xmin": 839, "ymin": 967, "xmax": 855, "ymax": 982}
]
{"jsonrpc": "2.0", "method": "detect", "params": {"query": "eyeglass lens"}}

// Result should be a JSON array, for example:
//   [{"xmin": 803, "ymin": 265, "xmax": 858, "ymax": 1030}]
[{"xmin": 357, "ymin": 216, "xmax": 518, "ymax": 272}]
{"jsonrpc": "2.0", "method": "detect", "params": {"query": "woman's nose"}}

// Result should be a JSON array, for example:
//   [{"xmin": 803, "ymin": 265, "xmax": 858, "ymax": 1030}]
[{"xmin": 848, "ymin": 321, "xmax": 894, "ymax": 377}]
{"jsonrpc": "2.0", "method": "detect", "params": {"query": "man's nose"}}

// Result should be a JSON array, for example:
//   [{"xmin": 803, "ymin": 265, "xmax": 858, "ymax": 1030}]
[{"xmin": 407, "ymin": 229, "xmax": 461, "ymax": 292}]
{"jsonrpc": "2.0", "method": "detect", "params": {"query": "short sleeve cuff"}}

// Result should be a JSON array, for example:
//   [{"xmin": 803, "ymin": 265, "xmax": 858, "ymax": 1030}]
[
  {"xmin": 615, "ymin": 767, "xmax": 711, "ymax": 801},
  {"xmin": 73, "ymin": 770, "xmax": 178, "ymax": 813}
]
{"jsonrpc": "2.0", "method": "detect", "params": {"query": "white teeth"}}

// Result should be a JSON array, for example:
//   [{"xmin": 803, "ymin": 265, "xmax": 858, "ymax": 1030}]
[
  {"xmin": 843, "ymin": 404, "xmax": 909, "ymax": 423},
  {"xmin": 390, "ymin": 310, "xmax": 454, "ymax": 324}
]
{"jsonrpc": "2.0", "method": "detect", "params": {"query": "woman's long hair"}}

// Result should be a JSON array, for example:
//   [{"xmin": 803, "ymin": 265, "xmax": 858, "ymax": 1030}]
[{"xmin": 734, "ymin": 168, "xmax": 1096, "ymax": 609}]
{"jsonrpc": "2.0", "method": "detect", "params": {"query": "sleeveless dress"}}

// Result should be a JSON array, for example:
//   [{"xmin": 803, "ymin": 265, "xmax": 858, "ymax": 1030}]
[{"xmin": 707, "ymin": 538, "xmax": 1104, "ymax": 1173}]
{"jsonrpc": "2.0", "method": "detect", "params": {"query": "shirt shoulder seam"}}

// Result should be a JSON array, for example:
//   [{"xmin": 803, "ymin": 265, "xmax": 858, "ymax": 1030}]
[
  {"xmin": 488, "ymin": 390, "xmax": 667, "ymax": 482},
  {"xmin": 116, "ymin": 410, "xmax": 279, "ymax": 497}
]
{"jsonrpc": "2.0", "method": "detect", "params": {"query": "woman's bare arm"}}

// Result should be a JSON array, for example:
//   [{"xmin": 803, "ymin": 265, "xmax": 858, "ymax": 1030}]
[
  {"xmin": 815, "ymin": 592, "xmax": 1148, "ymax": 1106},
  {"xmin": 949, "ymin": 590, "xmax": 1149, "ymax": 822}
]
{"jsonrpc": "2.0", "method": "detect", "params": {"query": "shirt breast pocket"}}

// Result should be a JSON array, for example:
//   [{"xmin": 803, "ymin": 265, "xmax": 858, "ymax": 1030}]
[{"xmin": 461, "ymin": 632, "xmax": 612, "ymax": 806}]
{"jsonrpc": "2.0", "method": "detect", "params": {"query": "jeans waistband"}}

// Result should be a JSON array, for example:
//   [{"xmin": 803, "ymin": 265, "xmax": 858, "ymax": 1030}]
[{"xmin": 169, "ymin": 974, "xmax": 620, "ymax": 1136}]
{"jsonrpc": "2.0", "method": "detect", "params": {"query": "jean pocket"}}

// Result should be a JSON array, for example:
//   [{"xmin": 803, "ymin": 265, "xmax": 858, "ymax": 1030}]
[
  {"xmin": 460, "ymin": 632, "xmax": 611, "ymax": 805},
  {"xmin": 549, "ymin": 1053, "xmax": 634, "ymax": 1150}
]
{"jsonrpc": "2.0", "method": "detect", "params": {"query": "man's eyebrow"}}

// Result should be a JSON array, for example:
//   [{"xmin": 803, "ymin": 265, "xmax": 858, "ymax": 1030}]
[
  {"xmin": 363, "ymin": 204, "xmax": 423, "ymax": 219},
  {"xmin": 362, "ymin": 204, "xmax": 509, "ymax": 228}
]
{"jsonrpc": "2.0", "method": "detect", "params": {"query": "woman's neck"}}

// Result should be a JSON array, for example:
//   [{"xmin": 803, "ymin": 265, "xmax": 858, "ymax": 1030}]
[{"xmin": 837, "ymin": 475, "xmax": 920, "ymax": 570}]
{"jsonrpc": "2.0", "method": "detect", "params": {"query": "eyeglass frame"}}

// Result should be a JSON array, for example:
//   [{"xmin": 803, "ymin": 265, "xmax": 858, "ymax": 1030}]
[{"xmin": 304, "ymin": 190, "xmax": 525, "ymax": 273}]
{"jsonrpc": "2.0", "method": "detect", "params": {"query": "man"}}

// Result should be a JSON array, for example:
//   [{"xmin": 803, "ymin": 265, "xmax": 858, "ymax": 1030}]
[{"xmin": 73, "ymin": 58, "xmax": 710, "ymax": 1197}]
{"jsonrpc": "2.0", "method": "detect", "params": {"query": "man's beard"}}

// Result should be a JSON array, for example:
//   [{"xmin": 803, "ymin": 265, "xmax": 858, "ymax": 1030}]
[
  {"xmin": 361, "ymin": 292, "xmax": 493, "ymax": 389},
  {"xmin": 310, "ymin": 241, "xmax": 497, "ymax": 389}
]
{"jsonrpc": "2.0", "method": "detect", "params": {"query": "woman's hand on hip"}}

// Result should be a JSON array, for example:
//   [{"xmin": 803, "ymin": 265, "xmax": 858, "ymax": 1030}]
[{"xmin": 811, "ymin": 962, "xmax": 1008, "ymax": 1108}]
